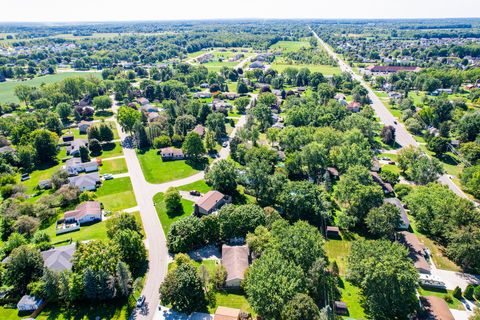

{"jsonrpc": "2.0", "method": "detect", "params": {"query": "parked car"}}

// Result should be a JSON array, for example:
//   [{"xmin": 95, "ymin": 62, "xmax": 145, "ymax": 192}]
[
  {"xmin": 136, "ymin": 295, "xmax": 146, "ymax": 308},
  {"xmin": 189, "ymin": 190, "xmax": 201, "ymax": 196},
  {"xmin": 21, "ymin": 173, "xmax": 30, "ymax": 181},
  {"xmin": 222, "ymin": 141, "xmax": 228, "ymax": 147},
  {"xmin": 388, "ymin": 161, "xmax": 396, "ymax": 165},
  {"xmin": 103, "ymin": 174, "xmax": 113, "ymax": 180}
]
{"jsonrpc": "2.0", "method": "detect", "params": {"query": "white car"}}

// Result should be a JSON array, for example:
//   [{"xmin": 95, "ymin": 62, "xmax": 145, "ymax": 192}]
[
  {"xmin": 103, "ymin": 174, "xmax": 113, "ymax": 180},
  {"xmin": 222, "ymin": 141, "xmax": 228, "ymax": 148}
]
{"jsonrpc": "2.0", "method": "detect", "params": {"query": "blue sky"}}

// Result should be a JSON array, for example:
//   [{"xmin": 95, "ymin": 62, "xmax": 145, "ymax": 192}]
[{"xmin": 1, "ymin": 0, "xmax": 479, "ymax": 22}]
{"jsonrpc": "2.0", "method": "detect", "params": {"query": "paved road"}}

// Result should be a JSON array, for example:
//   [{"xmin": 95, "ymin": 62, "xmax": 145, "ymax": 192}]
[
  {"xmin": 110, "ymin": 95, "xmax": 248, "ymax": 319},
  {"xmin": 310, "ymin": 28, "xmax": 470, "ymax": 200}
]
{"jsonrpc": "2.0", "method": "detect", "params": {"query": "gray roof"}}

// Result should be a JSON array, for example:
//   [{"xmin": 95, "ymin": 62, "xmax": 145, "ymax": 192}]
[
  {"xmin": 41, "ymin": 244, "xmax": 76, "ymax": 272},
  {"xmin": 17, "ymin": 295, "xmax": 42, "ymax": 307},
  {"xmin": 69, "ymin": 172, "xmax": 100, "ymax": 189},
  {"xmin": 384, "ymin": 197, "xmax": 410, "ymax": 228}
]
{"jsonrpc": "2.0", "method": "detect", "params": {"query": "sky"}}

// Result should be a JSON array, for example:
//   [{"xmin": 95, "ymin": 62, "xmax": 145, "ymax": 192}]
[{"xmin": 1, "ymin": 0, "xmax": 479, "ymax": 22}]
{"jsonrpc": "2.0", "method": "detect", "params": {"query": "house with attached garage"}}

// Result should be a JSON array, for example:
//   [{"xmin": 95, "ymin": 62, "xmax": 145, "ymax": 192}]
[
  {"xmin": 65, "ymin": 157, "xmax": 99, "ymax": 176},
  {"xmin": 222, "ymin": 245, "xmax": 249, "ymax": 288},
  {"xmin": 41, "ymin": 243, "xmax": 76, "ymax": 272},
  {"xmin": 194, "ymin": 190, "xmax": 231, "ymax": 215},
  {"xmin": 68, "ymin": 172, "xmax": 100, "ymax": 191},
  {"xmin": 64, "ymin": 201, "xmax": 102, "ymax": 225},
  {"xmin": 160, "ymin": 147, "xmax": 185, "ymax": 161},
  {"xmin": 384, "ymin": 197, "xmax": 410, "ymax": 230}
]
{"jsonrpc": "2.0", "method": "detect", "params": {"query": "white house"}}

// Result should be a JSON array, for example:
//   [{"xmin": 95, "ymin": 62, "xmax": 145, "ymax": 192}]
[
  {"xmin": 64, "ymin": 201, "xmax": 102, "ymax": 225},
  {"xmin": 17, "ymin": 295, "xmax": 43, "ymax": 312}
]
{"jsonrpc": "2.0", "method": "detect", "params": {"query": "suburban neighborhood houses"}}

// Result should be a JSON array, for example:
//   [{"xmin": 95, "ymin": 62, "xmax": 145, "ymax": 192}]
[{"xmin": 0, "ymin": 12, "xmax": 478, "ymax": 320}]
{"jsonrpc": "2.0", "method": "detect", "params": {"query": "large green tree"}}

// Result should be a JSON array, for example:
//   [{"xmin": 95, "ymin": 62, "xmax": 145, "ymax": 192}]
[{"xmin": 31, "ymin": 129, "xmax": 59, "ymax": 164}]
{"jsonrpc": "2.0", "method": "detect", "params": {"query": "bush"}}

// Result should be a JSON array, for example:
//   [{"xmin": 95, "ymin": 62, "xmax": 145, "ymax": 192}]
[
  {"xmin": 452, "ymin": 286, "xmax": 462, "ymax": 299},
  {"xmin": 443, "ymin": 294, "xmax": 453, "ymax": 303},
  {"xmin": 464, "ymin": 284, "xmax": 475, "ymax": 300},
  {"xmin": 474, "ymin": 285, "xmax": 480, "ymax": 300},
  {"xmin": 394, "ymin": 184, "xmax": 412, "ymax": 200},
  {"xmin": 153, "ymin": 135, "xmax": 171, "ymax": 149}
]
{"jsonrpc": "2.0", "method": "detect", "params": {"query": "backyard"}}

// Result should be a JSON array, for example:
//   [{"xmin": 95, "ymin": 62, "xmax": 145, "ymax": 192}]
[
  {"xmin": 100, "ymin": 157, "xmax": 128, "ymax": 174},
  {"xmin": 96, "ymin": 177, "xmax": 137, "ymax": 211}
]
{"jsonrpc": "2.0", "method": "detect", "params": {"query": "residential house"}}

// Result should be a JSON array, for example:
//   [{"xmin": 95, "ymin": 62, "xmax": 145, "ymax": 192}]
[
  {"xmin": 334, "ymin": 93, "xmax": 346, "ymax": 101},
  {"xmin": 65, "ymin": 157, "xmax": 99, "ymax": 175},
  {"xmin": 64, "ymin": 201, "xmax": 102, "ymax": 225},
  {"xmin": 17, "ymin": 295, "xmax": 43, "ymax": 312},
  {"xmin": 140, "ymin": 104, "xmax": 158, "ymax": 113},
  {"xmin": 222, "ymin": 245, "xmax": 249, "ymax": 288},
  {"xmin": 347, "ymin": 101, "xmax": 361, "ymax": 112},
  {"xmin": 68, "ymin": 172, "xmax": 100, "ymax": 191},
  {"xmin": 62, "ymin": 134, "xmax": 74, "ymax": 143},
  {"xmin": 137, "ymin": 97, "xmax": 150, "ymax": 105},
  {"xmin": 38, "ymin": 179, "xmax": 52, "ymax": 190},
  {"xmin": 194, "ymin": 92, "xmax": 212, "ymax": 99},
  {"xmin": 41, "ymin": 243, "xmax": 76, "ymax": 272},
  {"xmin": 370, "ymin": 171, "xmax": 394, "ymax": 194},
  {"xmin": 192, "ymin": 124, "xmax": 206, "ymax": 137},
  {"xmin": 194, "ymin": 190, "xmax": 231, "ymax": 215},
  {"xmin": 419, "ymin": 296, "xmax": 454, "ymax": 320},
  {"xmin": 384, "ymin": 197, "xmax": 410, "ymax": 230},
  {"xmin": 224, "ymin": 93, "xmax": 239, "ymax": 100},
  {"xmin": 160, "ymin": 147, "xmax": 184, "ymax": 161},
  {"xmin": 399, "ymin": 231, "xmax": 431, "ymax": 274},
  {"xmin": 366, "ymin": 65, "xmax": 421, "ymax": 74},
  {"xmin": 66, "ymin": 139, "xmax": 88, "ymax": 157},
  {"xmin": 327, "ymin": 167, "xmax": 340, "ymax": 179},
  {"xmin": 214, "ymin": 306, "xmax": 241, "ymax": 320},
  {"xmin": 249, "ymin": 61, "xmax": 264, "ymax": 69},
  {"xmin": 147, "ymin": 112, "xmax": 160, "ymax": 122},
  {"xmin": 78, "ymin": 121, "xmax": 92, "ymax": 134}
]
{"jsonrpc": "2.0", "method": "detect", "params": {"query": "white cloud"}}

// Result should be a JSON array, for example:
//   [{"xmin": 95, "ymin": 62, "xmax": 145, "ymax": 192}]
[{"xmin": 1, "ymin": 0, "xmax": 479, "ymax": 22}]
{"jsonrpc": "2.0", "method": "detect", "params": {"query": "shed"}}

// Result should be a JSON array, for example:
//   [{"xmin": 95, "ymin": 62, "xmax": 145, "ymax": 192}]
[
  {"xmin": 334, "ymin": 301, "xmax": 348, "ymax": 315},
  {"xmin": 214, "ymin": 306, "xmax": 240, "ymax": 320},
  {"xmin": 326, "ymin": 226, "xmax": 340, "ymax": 239}
]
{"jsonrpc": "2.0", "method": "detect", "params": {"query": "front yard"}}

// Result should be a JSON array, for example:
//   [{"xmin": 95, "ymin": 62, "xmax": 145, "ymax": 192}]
[
  {"xmin": 100, "ymin": 157, "xmax": 128, "ymax": 174},
  {"xmin": 138, "ymin": 149, "xmax": 203, "ymax": 184},
  {"xmin": 153, "ymin": 192, "xmax": 195, "ymax": 234},
  {"xmin": 96, "ymin": 177, "xmax": 137, "ymax": 212}
]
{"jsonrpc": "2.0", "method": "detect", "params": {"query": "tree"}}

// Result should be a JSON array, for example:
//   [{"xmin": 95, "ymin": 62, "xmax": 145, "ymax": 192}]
[
  {"xmin": 204, "ymin": 130, "xmax": 216, "ymax": 152},
  {"xmin": 106, "ymin": 212, "xmax": 142, "ymax": 238},
  {"xmin": 205, "ymin": 160, "xmax": 238, "ymax": 194},
  {"xmin": 380, "ymin": 125, "xmax": 396, "ymax": 145},
  {"xmin": 182, "ymin": 132, "xmax": 205, "ymax": 161},
  {"xmin": 159, "ymin": 263, "xmax": 207, "ymax": 314},
  {"xmin": 113, "ymin": 230, "xmax": 147, "ymax": 275},
  {"xmin": 13, "ymin": 215, "xmax": 40, "ymax": 237},
  {"xmin": 31, "ymin": 129, "xmax": 59, "ymax": 164},
  {"xmin": 153, "ymin": 135, "xmax": 171, "ymax": 149},
  {"xmin": 93, "ymin": 95, "xmax": 112, "ymax": 111},
  {"xmin": 246, "ymin": 226, "xmax": 272, "ymax": 258},
  {"xmin": 365, "ymin": 203, "xmax": 401, "ymax": 239},
  {"xmin": 457, "ymin": 111, "xmax": 480, "ymax": 142},
  {"xmin": 237, "ymin": 81, "xmax": 249, "ymax": 94},
  {"xmin": 88, "ymin": 138, "xmax": 102, "ymax": 155},
  {"xmin": 397, "ymin": 147, "xmax": 443, "ymax": 184},
  {"xmin": 168, "ymin": 217, "xmax": 206, "ymax": 253},
  {"xmin": 79, "ymin": 145, "xmax": 90, "ymax": 162},
  {"xmin": 56, "ymin": 102, "xmax": 72, "ymax": 121},
  {"xmin": 446, "ymin": 226, "xmax": 480, "ymax": 273},
  {"xmin": 427, "ymin": 136, "xmax": 449, "ymax": 155},
  {"xmin": 347, "ymin": 240, "xmax": 418, "ymax": 320},
  {"xmin": 87, "ymin": 125, "xmax": 101, "ymax": 141},
  {"xmin": 174, "ymin": 115, "xmax": 196, "ymax": 136},
  {"xmin": 279, "ymin": 180, "xmax": 331, "ymax": 226},
  {"xmin": 98, "ymin": 123, "xmax": 114, "ymax": 142},
  {"xmin": 218, "ymin": 204, "xmax": 266, "ymax": 241},
  {"xmin": 164, "ymin": 187, "xmax": 183, "ymax": 216},
  {"xmin": 133, "ymin": 121, "xmax": 149, "ymax": 149},
  {"xmin": 206, "ymin": 113, "xmax": 226, "ymax": 141},
  {"xmin": 115, "ymin": 261, "xmax": 133, "ymax": 297},
  {"xmin": 281, "ymin": 293, "xmax": 321, "ymax": 320},
  {"xmin": 234, "ymin": 96, "xmax": 250, "ymax": 113},
  {"xmin": 301, "ymin": 142, "xmax": 328, "ymax": 181},
  {"xmin": 117, "ymin": 106, "xmax": 141, "ymax": 133},
  {"xmin": 14, "ymin": 84, "xmax": 34, "ymax": 106},
  {"xmin": 244, "ymin": 250, "xmax": 305, "ymax": 319},
  {"xmin": 3, "ymin": 245, "xmax": 44, "ymax": 294},
  {"xmin": 461, "ymin": 165, "xmax": 480, "ymax": 199},
  {"xmin": 17, "ymin": 146, "xmax": 36, "ymax": 171}
]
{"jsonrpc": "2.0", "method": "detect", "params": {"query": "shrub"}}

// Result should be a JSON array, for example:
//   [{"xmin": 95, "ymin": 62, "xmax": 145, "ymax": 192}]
[
  {"xmin": 443, "ymin": 294, "xmax": 453, "ymax": 303},
  {"xmin": 464, "ymin": 284, "xmax": 475, "ymax": 300},
  {"xmin": 153, "ymin": 135, "xmax": 171, "ymax": 149},
  {"xmin": 452, "ymin": 286, "xmax": 462, "ymax": 299},
  {"xmin": 474, "ymin": 285, "xmax": 480, "ymax": 300}
]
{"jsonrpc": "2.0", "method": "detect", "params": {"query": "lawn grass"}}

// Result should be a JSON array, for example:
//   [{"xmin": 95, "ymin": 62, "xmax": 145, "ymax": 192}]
[
  {"xmin": 176, "ymin": 180, "xmax": 213, "ymax": 194},
  {"xmin": 338, "ymin": 278, "xmax": 367, "ymax": 319},
  {"xmin": 36, "ymin": 299, "xmax": 132, "ymax": 320},
  {"xmin": 43, "ymin": 212, "xmax": 142, "ymax": 247},
  {"xmin": 0, "ymin": 306, "xmax": 21, "ymax": 320},
  {"xmin": 271, "ymin": 63, "xmax": 341, "ymax": 75},
  {"xmin": 98, "ymin": 142, "xmax": 124, "ymax": 158},
  {"xmin": 96, "ymin": 177, "xmax": 137, "ymax": 212},
  {"xmin": 138, "ymin": 149, "xmax": 202, "ymax": 184},
  {"xmin": 153, "ymin": 192, "xmax": 194, "ymax": 234},
  {"xmin": 324, "ymin": 239, "xmax": 352, "ymax": 276},
  {"xmin": 418, "ymin": 286, "xmax": 465, "ymax": 310},
  {"xmin": 100, "ymin": 157, "xmax": 128, "ymax": 174},
  {"xmin": 0, "ymin": 72, "xmax": 101, "ymax": 103},
  {"xmin": 270, "ymin": 40, "xmax": 310, "ymax": 52},
  {"xmin": 20, "ymin": 161, "xmax": 63, "ymax": 194}
]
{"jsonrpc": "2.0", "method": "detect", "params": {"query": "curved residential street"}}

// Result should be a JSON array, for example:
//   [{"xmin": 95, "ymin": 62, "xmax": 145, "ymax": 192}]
[
  {"xmin": 110, "ymin": 100, "xmax": 247, "ymax": 319},
  {"xmin": 310, "ymin": 28, "xmax": 470, "ymax": 200}
]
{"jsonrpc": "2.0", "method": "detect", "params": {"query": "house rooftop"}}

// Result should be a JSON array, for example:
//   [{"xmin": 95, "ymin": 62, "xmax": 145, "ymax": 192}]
[
  {"xmin": 196, "ymin": 190, "xmax": 225, "ymax": 213},
  {"xmin": 420, "ymin": 296, "xmax": 454, "ymax": 320},
  {"xmin": 64, "ymin": 201, "xmax": 101, "ymax": 221},
  {"xmin": 41, "ymin": 243, "xmax": 76, "ymax": 272},
  {"xmin": 214, "ymin": 306, "xmax": 241, "ymax": 320},
  {"xmin": 222, "ymin": 245, "xmax": 249, "ymax": 283}
]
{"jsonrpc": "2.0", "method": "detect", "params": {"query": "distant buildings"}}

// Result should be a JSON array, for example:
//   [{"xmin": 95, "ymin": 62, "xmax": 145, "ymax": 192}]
[{"xmin": 366, "ymin": 65, "xmax": 421, "ymax": 74}]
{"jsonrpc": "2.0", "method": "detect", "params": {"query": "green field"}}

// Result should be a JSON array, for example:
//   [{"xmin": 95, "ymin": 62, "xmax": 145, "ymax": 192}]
[
  {"xmin": 138, "ymin": 149, "xmax": 202, "ymax": 184},
  {"xmin": 100, "ymin": 158, "xmax": 128, "ymax": 174},
  {"xmin": 271, "ymin": 63, "xmax": 341, "ymax": 75},
  {"xmin": 96, "ymin": 177, "xmax": 137, "ymax": 212},
  {"xmin": 153, "ymin": 192, "xmax": 195, "ymax": 233},
  {"xmin": 270, "ymin": 40, "xmax": 310, "ymax": 52},
  {"xmin": 0, "ymin": 71, "xmax": 101, "ymax": 103}
]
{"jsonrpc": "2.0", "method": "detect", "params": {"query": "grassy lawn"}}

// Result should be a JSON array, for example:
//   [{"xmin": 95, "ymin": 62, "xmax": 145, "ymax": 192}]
[
  {"xmin": 96, "ymin": 177, "xmax": 137, "ymax": 212},
  {"xmin": 271, "ymin": 63, "xmax": 341, "ymax": 75},
  {"xmin": 0, "ymin": 307, "xmax": 21, "ymax": 320},
  {"xmin": 409, "ymin": 215, "xmax": 461, "ymax": 272},
  {"xmin": 100, "ymin": 157, "xmax": 128, "ymax": 174},
  {"xmin": 21, "ymin": 161, "xmax": 63, "ymax": 194},
  {"xmin": 153, "ymin": 192, "xmax": 194, "ymax": 234},
  {"xmin": 0, "ymin": 72, "xmax": 101, "ymax": 103},
  {"xmin": 93, "ymin": 121, "xmax": 120, "ymax": 140},
  {"xmin": 98, "ymin": 142, "xmax": 124, "ymax": 158},
  {"xmin": 43, "ymin": 212, "xmax": 141, "ymax": 247},
  {"xmin": 418, "ymin": 286, "xmax": 465, "ymax": 310},
  {"xmin": 177, "ymin": 180, "xmax": 213, "ymax": 194},
  {"xmin": 36, "ymin": 300, "xmax": 132, "ymax": 320},
  {"xmin": 270, "ymin": 40, "xmax": 310, "ymax": 52},
  {"xmin": 138, "ymin": 149, "xmax": 203, "ymax": 184},
  {"xmin": 338, "ymin": 278, "xmax": 366, "ymax": 319},
  {"xmin": 325, "ymin": 239, "xmax": 352, "ymax": 276}
]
